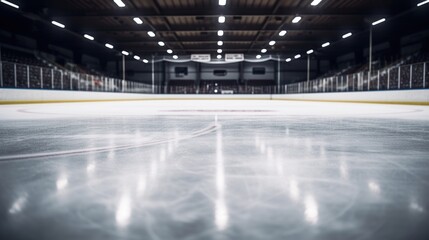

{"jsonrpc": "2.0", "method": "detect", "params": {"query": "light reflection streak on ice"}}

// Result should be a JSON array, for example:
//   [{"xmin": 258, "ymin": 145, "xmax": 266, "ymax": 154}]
[
  {"xmin": 304, "ymin": 195, "xmax": 319, "ymax": 224},
  {"xmin": 289, "ymin": 177, "xmax": 300, "ymax": 202},
  {"xmin": 116, "ymin": 194, "xmax": 132, "ymax": 227},
  {"xmin": 9, "ymin": 193, "xmax": 28, "ymax": 214},
  {"xmin": 215, "ymin": 126, "xmax": 228, "ymax": 231},
  {"xmin": 56, "ymin": 175, "xmax": 68, "ymax": 190}
]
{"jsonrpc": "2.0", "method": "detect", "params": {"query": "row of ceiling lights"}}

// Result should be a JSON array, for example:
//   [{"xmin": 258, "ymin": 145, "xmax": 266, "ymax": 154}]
[{"xmin": 2, "ymin": 0, "xmax": 429, "ymax": 62}]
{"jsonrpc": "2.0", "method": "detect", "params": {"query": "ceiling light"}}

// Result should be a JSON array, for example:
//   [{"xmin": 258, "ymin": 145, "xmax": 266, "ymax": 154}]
[
  {"xmin": 218, "ymin": 30, "xmax": 224, "ymax": 36},
  {"xmin": 261, "ymin": 49, "xmax": 267, "ymax": 53},
  {"xmin": 294, "ymin": 54, "xmax": 301, "ymax": 59},
  {"xmin": 105, "ymin": 43, "xmax": 114, "ymax": 49},
  {"xmin": 122, "ymin": 51, "xmax": 129, "ymax": 56},
  {"xmin": 84, "ymin": 34, "xmax": 94, "ymax": 41},
  {"xmin": 418, "ymin": 0, "xmax": 429, "ymax": 7},
  {"xmin": 286, "ymin": 58, "xmax": 292, "ymax": 62},
  {"xmin": 322, "ymin": 42, "xmax": 330, "ymax": 48},
  {"xmin": 256, "ymin": 55, "xmax": 262, "ymax": 59},
  {"xmin": 219, "ymin": 0, "xmax": 227, "ymax": 6},
  {"xmin": 292, "ymin": 16, "xmax": 302, "ymax": 23},
  {"xmin": 372, "ymin": 18, "xmax": 386, "ymax": 26},
  {"xmin": 158, "ymin": 41, "xmax": 165, "ymax": 46},
  {"xmin": 217, "ymin": 49, "xmax": 223, "ymax": 53},
  {"xmin": 143, "ymin": 59, "xmax": 149, "ymax": 63},
  {"xmin": 167, "ymin": 49, "xmax": 173, "ymax": 54},
  {"xmin": 51, "ymin": 21, "xmax": 65, "ymax": 29},
  {"xmin": 218, "ymin": 41, "xmax": 223, "ymax": 46},
  {"xmin": 113, "ymin": 0, "xmax": 126, "ymax": 8},
  {"xmin": 279, "ymin": 30, "xmax": 287, "ymax": 36},
  {"xmin": 134, "ymin": 55, "xmax": 140, "ymax": 60},
  {"xmin": 147, "ymin": 31, "xmax": 156, "ymax": 37},
  {"xmin": 307, "ymin": 49, "xmax": 314, "ymax": 55},
  {"xmin": 217, "ymin": 55, "xmax": 222, "ymax": 59},
  {"xmin": 1, "ymin": 0, "xmax": 19, "ymax": 9},
  {"xmin": 173, "ymin": 55, "xmax": 178, "ymax": 59},
  {"xmin": 342, "ymin": 32, "xmax": 352, "ymax": 39},
  {"xmin": 311, "ymin": 0, "xmax": 322, "ymax": 6},
  {"xmin": 218, "ymin": 16, "xmax": 226, "ymax": 23},
  {"xmin": 133, "ymin": 17, "xmax": 143, "ymax": 25},
  {"xmin": 269, "ymin": 41, "xmax": 276, "ymax": 46}
]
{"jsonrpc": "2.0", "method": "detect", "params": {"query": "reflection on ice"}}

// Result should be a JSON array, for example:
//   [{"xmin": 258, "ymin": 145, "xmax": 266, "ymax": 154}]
[
  {"xmin": 215, "ymin": 126, "xmax": 229, "ymax": 231},
  {"xmin": 9, "ymin": 194, "xmax": 28, "ymax": 215},
  {"xmin": 304, "ymin": 195, "xmax": 319, "ymax": 225},
  {"xmin": 410, "ymin": 201, "xmax": 424, "ymax": 213},
  {"xmin": 86, "ymin": 163, "xmax": 95, "ymax": 174},
  {"xmin": 289, "ymin": 178, "xmax": 300, "ymax": 202},
  {"xmin": 368, "ymin": 181, "xmax": 380, "ymax": 194},
  {"xmin": 56, "ymin": 175, "xmax": 68, "ymax": 190},
  {"xmin": 137, "ymin": 174, "xmax": 147, "ymax": 196},
  {"xmin": 116, "ymin": 194, "xmax": 132, "ymax": 227}
]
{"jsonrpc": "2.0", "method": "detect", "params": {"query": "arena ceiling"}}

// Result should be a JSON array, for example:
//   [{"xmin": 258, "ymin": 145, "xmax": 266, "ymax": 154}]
[{"xmin": 1, "ymin": 0, "xmax": 428, "ymax": 59}]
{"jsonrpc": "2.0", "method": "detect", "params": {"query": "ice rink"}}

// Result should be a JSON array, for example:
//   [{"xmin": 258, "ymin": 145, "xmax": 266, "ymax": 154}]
[{"xmin": 0, "ymin": 100, "xmax": 429, "ymax": 240}]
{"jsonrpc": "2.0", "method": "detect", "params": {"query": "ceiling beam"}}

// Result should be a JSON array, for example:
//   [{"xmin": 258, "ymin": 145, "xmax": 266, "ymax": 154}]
[
  {"xmin": 87, "ymin": 24, "xmax": 364, "ymax": 33},
  {"xmin": 47, "ymin": 8, "xmax": 389, "ymax": 18}
]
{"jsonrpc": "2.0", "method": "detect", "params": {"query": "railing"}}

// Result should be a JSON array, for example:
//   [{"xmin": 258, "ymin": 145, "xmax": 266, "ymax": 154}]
[
  {"xmin": 285, "ymin": 61, "xmax": 428, "ymax": 94},
  {"xmin": 0, "ymin": 61, "xmax": 153, "ymax": 94}
]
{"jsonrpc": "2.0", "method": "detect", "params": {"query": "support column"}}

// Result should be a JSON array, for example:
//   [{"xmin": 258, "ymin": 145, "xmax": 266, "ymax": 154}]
[
  {"xmin": 410, "ymin": 65, "xmax": 412, "ymax": 89},
  {"xmin": 307, "ymin": 55, "xmax": 310, "ymax": 82},
  {"xmin": 51, "ymin": 69, "xmax": 54, "ymax": 89},
  {"xmin": 424, "ymin": 62, "xmax": 426, "ymax": 88},
  {"xmin": 151, "ymin": 56, "xmax": 155, "ymax": 94},
  {"xmin": 14, "ymin": 64, "xmax": 17, "ymax": 88},
  {"xmin": 27, "ymin": 66, "xmax": 30, "ymax": 88},
  {"xmin": 398, "ymin": 67, "xmax": 401, "ymax": 89},
  {"xmin": 0, "ymin": 62, "xmax": 3, "ymax": 87},
  {"xmin": 40, "ymin": 68, "xmax": 43, "ymax": 89},
  {"xmin": 387, "ymin": 68, "xmax": 390, "ymax": 90},
  {"xmin": 369, "ymin": 26, "xmax": 373, "ymax": 77}
]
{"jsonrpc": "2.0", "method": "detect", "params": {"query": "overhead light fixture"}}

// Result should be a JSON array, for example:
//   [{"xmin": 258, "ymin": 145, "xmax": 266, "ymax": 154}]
[
  {"xmin": 217, "ymin": 55, "xmax": 222, "ymax": 59},
  {"xmin": 1, "ymin": 0, "xmax": 19, "ymax": 9},
  {"xmin": 256, "ymin": 55, "xmax": 262, "ymax": 59},
  {"xmin": 307, "ymin": 49, "xmax": 314, "ymax": 55},
  {"xmin": 51, "ymin": 21, "xmax": 65, "ymax": 29},
  {"xmin": 322, "ymin": 42, "xmax": 330, "ymax": 47},
  {"xmin": 219, "ymin": 0, "xmax": 227, "ymax": 6},
  {"xmin": 122, "ymin": 51, "xmax": 129, "ymax": 56},
  {"xmin": 158, "ymin": 41, "xmax": 165, "ymax": 47},
  {"xmin": 217, "ymin": 41, "xmax": 223, "ymax": 46},
  {"xmin": 269, "ymin": 41, "xmax": 276, "ymax": 46},
  {"xmin": 84, "ymin": 34, "xmax": 94, "ymax": 41},
  {"xmin": 133, "ymin": 17, "xmax": 143, "ymax": 25},
  {"xmin": 418, "ymin": 0, "xmax": 429, "ymax": 7},
  {"xmin": 292, "ymin": 16, "xmax": 302, "ymax": 23},
  {"xmin": 311, "ymin": 0, "xmax": 322, "ymax": 6},
  {"xmin": 342, "ymin": 32, "xmax": 352, "ymax": 39},
  {"xmin": 218, "ymin": 30, "xmax": 224, "ymax": 36},
  {"xmin": 173, "ymin": 55, "xmax": 178, "ymax": 59},
  {"xmin": 217, "ymin": 49, "xmax": 223, "ymax": 53},
  {"xmin": 167, "ymin": 49, "xmax": 173, "ymax": 54},
  {"xmin": 105, "ymin": 43, "xmax": 114, "ymax": 49},
  {"xmin": 147, "ymin": 31, "xmax": 156, "ymax": 37},
  {"xmin": 279, "ymin": 30, "xmax": 287, "ymax": 36},
  {"xmin": 143, "ymin": 59, "xmax": 149, "ymax": 63},
  {"xmin": 261, "ymin": 49, "xmax": 267, "ymax": 53},
  {"xmin": 218, "ymin": 16, "xmax": 226, "ymax": 23},
  {"xmin": 295, "ymin": 54, "xmax": 301, "ymax": 59},
  {"xmin": 286, "ymin": 58, "xmax": 292, "ymax": 62},
  {"xmin": 372, "ymin": 18, "xmax": 386, "ymax": 26},
  {"xmin": 113, "ymin": 0, "xmax": 126, "ymax": 8},
  {"xmin": 134, "ymin": 55, "xmax": 140, "ymax": 60}
]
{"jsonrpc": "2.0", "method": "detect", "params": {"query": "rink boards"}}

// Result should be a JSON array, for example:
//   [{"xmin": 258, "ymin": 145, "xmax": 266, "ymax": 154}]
[{"xmin": 0, "ymin": 88, "xmax": 428, "ymax": 105}]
